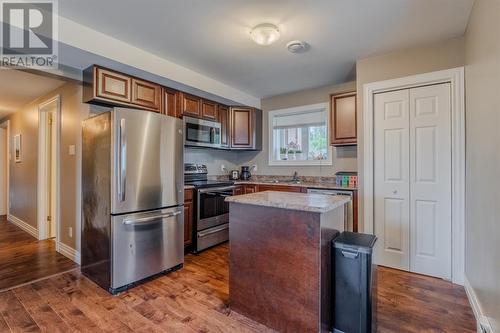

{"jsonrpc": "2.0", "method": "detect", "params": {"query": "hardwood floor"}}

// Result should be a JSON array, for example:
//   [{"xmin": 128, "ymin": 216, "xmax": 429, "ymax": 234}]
[
  {"xmin": 0, "ymin": 243, "xmax": 475, "ymax": 332},
  {"xmin": 0, "ymin": 216, "xmax": 77, "ymax": 292}
]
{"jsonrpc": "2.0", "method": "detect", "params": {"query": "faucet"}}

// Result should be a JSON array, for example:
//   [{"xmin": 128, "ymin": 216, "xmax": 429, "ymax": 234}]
[{"xmin": 292, "ymin": 171, "xmax": 299, "ymax": 182}]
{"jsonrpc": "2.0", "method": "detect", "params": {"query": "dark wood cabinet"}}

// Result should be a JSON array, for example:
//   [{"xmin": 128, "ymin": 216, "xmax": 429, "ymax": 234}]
[
  {"xmin": 163, "ymin": 88, "xmax": 180, "ymax": 118},
  {"xmin": 218, "ymin": 105, "xmax": 230, "ymax": 148},
  {"xmin": 131, "ymin": 78, "xmax": 161, "ymax": 112},
  {"xmin": 257, "ymin": 185, "xmax": 303, "ymax": 193},
  {"xmin": 180, "ymin": 93, "xmax": 201, "ymax": 118},
  {"xmin": 330, "ymin": 92, "xmax": 357, "ymax": 146},
  {"xmin": 233, "ymin": 186, "xmax": 244, "ymax": 196},
  {"xmin": 184, "ymin": 189, "xmax": 194, "ymax": 247},
  {"xmin": 94, "ymin": 67, "xmax": 132, "ymax": 103},
  {"xmin": 201, "ymin": 99, "xmax": 218, "ymax": 120},
  {"xmin": 243, "ymin": 185, "xmax": 259, "ymax": 194},
  {"xmin": 230, "ymin": 107, "xmax": 262, "ymax": 150}
]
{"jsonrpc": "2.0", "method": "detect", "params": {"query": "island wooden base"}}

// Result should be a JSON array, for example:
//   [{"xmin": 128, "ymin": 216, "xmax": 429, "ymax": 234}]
[{"xmin": 229, "ymin": 202, "xmax": 344, "ymax": 333}]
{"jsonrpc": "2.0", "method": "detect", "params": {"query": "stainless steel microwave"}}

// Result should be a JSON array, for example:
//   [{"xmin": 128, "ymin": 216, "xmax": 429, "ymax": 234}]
[{"xmin": 184, "ymin": 116, "xmax": 221, "ymax": 149}]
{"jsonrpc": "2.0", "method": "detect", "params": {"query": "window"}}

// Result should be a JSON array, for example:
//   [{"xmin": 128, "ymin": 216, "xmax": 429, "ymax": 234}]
[{"xmin": 268, "ymin": 103, "xmax": 332, "ymax": 166}]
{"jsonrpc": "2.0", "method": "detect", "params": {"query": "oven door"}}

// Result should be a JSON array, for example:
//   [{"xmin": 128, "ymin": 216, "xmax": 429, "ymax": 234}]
[
  {"xmin": 184, "ymin": 117, "xmax": 221, "ymax": 148},
  {"xmin": 197, "ymin": 186, "xmax": 234, "ymax": 231}
]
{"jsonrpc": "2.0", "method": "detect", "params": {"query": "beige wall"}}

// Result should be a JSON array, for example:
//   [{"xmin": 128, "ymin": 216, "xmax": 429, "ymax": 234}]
[
  {"xmin": 464, "ymin": 0, "xmax": 500, "ymax": 330},
  {"xmin": 188, "ymin": 81, "xmax": 358, "ymax": 177},
  {"xmin": 355, "ymin": 37, "xmax": 465, "ymax": 230},
  {"xmin": 4, "ymin": 80, "xmax": 90, "ymax": 250},
  {"xmin": 0, "ymin": 128, "xmax": 7, "ymax": 215}
]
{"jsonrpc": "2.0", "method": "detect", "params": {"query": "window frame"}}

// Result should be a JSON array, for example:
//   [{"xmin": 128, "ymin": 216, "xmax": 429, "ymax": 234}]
[{"xmin": 268, "ymin": 103, "xmax": 333, "ymax": 166}]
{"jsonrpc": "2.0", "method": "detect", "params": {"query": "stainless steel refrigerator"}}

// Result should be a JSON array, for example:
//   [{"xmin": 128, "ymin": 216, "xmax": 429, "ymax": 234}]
[{"xmin": 82, "ymin": 108, "xmax": 184, "ymax": 294}]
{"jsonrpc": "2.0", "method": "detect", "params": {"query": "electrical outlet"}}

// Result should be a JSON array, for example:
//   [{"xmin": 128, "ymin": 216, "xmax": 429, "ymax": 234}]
[
  {"xmin": 68, "ymin": 145, "xmax": 76, "ymax": 156},
  {"xmin": 252, "ymin": 164, "xmax": 258, "ymax": 172},
  {"xmin": 69, "ymin": 227, "xmax": 73, "ymax": 238},
  {"xmin": 221, "ymin": 164, "xmax": 226, "ymax": 172}
]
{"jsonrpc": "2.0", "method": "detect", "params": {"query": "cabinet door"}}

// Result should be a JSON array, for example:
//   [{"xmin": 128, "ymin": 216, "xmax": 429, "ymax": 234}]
[
  {"xmin": 231, "ymin": 107, "xmax": 253, "ymax": 149},
  {"xmin": 219, "ymin": 105, "xmax": 230, "ymax": 147},
  {"xmin": 164, "ymin": 88, "xmax": 180, "ymax": 118},
  {"xmin": 201, "ymin": 100, "xmax": 218, "ymax": 120},
  {"xmin": 233, "ymin": 186, "xmax": 243, "ymax": 196},
  {"xmin": 257, "ymin": 185, "xmax": 303, "ymax": 193},
  {"xmin": 331, "ymin": 92, "xmax": 357, "ymax": 146},
  {"xmin": 95, "ymin": 67, "xmax": 131, "ymax": 103},
  {"xmin": 243, "ymin": 185, "xmax": 258, "ymax": 194},
  {"xmin": 180, "ymin": 93, "xmax": 201, "ymax": 118},
  {"xmin": 131, "ymin": 79, "xmax": 161, "ymax": 111},
  {"xmin": 184, "ymin": 189, "xmax": 194, "ymax": 247},
  {"xmin": 184, "ymin": 201, "xmax": 193, "ymax": 246}
]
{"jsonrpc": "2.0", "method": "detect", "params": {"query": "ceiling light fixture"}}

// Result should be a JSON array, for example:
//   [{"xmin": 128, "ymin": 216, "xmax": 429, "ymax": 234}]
[{"xmin": 250, "ymin": 23, "xmax": 280, "ymax": 46}]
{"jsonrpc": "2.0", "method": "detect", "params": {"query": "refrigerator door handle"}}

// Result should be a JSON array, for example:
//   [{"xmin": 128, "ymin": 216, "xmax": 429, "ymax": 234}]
[
  {"xmin": 123, "ymin": 210, "xmax": 182, "ymax": 225},
  {"xmin": 119, "ymin": 118, "xmax": 127, "ymax": 202}
]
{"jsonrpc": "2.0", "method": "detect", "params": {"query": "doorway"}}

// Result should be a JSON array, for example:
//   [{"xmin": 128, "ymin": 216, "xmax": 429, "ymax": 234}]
[
  {"xmin": 0, "ymin": 121, "xmax": 9, "ymax": 217},
  {"xmin": 38, "ymin": 96, "xmax": 60, "ymax": 240}
]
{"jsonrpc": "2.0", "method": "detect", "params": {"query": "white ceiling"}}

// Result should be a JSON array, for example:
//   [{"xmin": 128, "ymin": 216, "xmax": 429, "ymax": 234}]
[
  {"xmin": 60, "ymin": 0, "xmax": 474, "ymax": 98},
  {"xmin": 0, "ymin": 70, "xmax": 66, "ymax": 119}
]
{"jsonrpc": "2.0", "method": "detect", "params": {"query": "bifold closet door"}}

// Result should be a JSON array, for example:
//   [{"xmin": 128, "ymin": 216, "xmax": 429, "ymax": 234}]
[
  {"xmin": 374, "ymin": 89, "xmax": 411, "ymax": 271},
  {"xmin": 409, "ymin": 84, "xmax": 452, "ymax": 280},
  {"xmin": 373, "ymin": 83, "xmax": 452, "ymax": 280}
]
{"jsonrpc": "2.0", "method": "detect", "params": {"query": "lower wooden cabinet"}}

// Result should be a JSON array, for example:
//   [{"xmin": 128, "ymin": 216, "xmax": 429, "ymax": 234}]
[
  {"xmin": 257, "ymin": 185, "xmax": 303, "ymax": 193},
  {"xmin": 184, "ymin": 189, "xmax": 194, "ymax": 247},
  {"xmin": 243, "ymin": 185, "xmax": 259, "ymax": 194},
  {"xmin": 233, "ymin": 186, "xmax": 244, "ymax": 196}
]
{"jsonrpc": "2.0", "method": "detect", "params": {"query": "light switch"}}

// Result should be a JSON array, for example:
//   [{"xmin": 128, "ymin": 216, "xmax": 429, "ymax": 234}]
[{"xmin": 68, "ymin": 145, "xmax": 76, "ymax": 155}]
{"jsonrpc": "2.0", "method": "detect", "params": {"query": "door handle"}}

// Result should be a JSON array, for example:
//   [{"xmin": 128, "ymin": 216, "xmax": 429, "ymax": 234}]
[
  {"xmin": 119, "ymin": 118, "xmax": 127, "ymax": 202},
  {"xmin": 123, "ymin": 210, "xmax": 182, "ymax": 225}
]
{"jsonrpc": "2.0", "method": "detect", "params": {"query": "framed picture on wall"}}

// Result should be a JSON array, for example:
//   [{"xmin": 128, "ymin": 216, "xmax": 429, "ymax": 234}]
[{"xmin": 14, "ymin": 134, "xmax": 21, "ymax": 163}]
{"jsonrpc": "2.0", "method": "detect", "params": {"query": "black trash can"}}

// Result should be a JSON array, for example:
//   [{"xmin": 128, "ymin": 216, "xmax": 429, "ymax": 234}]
[{"xmin": 332, "ymin": 232, "xmax": 377, "ymax": 333}]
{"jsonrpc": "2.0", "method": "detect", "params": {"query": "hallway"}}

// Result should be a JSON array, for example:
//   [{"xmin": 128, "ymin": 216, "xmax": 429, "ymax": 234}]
[{"xmin": 0, "ymin": 216, "xmax": 77, "ymax": 292}]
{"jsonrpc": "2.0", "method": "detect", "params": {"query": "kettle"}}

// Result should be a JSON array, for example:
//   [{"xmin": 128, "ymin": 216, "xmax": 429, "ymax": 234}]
[
  {"xmin": 229, "ymin": 170, "xmax": 240, "ymax": 180},
  {"xmin": 240, "ymin": 166, "xmax": 253, "ymax": 180}
]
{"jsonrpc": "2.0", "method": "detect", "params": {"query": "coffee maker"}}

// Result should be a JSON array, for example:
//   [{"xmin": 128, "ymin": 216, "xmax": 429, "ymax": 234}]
[{"xmin": 240, "ymin": 166, "xmax": 253, "ymax": 180}]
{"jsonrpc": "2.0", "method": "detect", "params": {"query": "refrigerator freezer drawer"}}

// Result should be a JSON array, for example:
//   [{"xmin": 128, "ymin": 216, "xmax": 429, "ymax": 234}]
[{"xmin": 111, "ymin": 207, "xmax": 184, "ymax": 290}]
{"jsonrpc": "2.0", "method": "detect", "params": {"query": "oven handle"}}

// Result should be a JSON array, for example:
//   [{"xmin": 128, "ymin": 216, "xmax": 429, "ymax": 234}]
[
  {"xmin": 198, "ymin": 186, "xmax": 236, "ymax": 193},
  {"xmin": 198, "ymin": 224, "xmax": 229, "ymax": 237}
]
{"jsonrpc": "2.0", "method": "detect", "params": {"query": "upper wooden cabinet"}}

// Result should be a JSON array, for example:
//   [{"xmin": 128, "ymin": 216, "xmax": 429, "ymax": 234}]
[
  {"xmin": 230, "ymin": 107, "xmax": 262, "ymax": 150},
  {"xmin": 218, "ymin": 105, "xmax": 230, "ymax": 148},
  {"xmin": 163, "ymin": 88, "xmax": 180, "ymax": 118},
  {"xmin": 131, "ymin": 78, "xmax": 161, "ymax": 112},
  {"xmin": 94, "ymin": 67, "xmax": 132, "ymax": 103},
  {"xmin": 201, "ymin": 99, "xmax": 218, "ymax": 120},
  {"xmin": 84, "ymin": 66, "xmax": 162, "ymax": 112},
  {"xmin": 179, "ymin": 93, "xmax": 201, "ymax": 118},
  {"xmin": 330, "ymin": 92, "xmax": 357, "ymax": 146}
]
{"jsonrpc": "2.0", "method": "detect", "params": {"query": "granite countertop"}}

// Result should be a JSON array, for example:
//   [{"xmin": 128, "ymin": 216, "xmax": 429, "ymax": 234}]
[
  {"xmin": 233, "ymin": 180, "xmax": 357, "ymax": 191},
  {"xmin": 225, "ymin": 191, "xmax": 351, "ymax": 213}
]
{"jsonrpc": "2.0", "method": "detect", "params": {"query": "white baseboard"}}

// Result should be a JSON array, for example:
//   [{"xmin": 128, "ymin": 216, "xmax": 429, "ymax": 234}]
[
  {"xmin": 464, "ymin": 277, "xmax": 494, "ymax": 333},
  {"xmin": 57, "ymin": 241, "xmax": 81, "ymax": 265},
  {"xmin": 7, "ymin": 214, "xmax": 38, "ymax": 239}
]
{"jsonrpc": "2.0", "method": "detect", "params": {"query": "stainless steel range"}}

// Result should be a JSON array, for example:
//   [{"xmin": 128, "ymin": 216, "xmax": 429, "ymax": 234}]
[{"xmin": 185, "ymin": 164, "xmax": 235, "ymax": 253}]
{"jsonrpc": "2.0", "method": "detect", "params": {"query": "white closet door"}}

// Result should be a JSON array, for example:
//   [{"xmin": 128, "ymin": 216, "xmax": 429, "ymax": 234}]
[
  {"xmin": 374, "ymin": 89, "xmax": 410, "ymax": 271},
  {"xmin": 409, "ymin": 84, "xmax": 452, "ymax": 280}
]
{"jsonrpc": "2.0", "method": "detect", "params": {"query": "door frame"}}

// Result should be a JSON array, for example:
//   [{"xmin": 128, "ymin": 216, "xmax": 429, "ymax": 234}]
[
  {"xmin": 0, "ymin": 120, "xmax": 10, "ymax": 217},
  {"xmin": 37, "ymin": 95, "xmax": 61, "ymax": 243},
  {"xmin": 362, "ymin": 67, "xmax": 465, "ymax": 284}
]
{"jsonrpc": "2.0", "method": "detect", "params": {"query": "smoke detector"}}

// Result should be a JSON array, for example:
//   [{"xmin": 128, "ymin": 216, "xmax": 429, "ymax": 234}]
[{"xmin": 286, "ymin": 40, "xmax": 309, "ymax": 53}]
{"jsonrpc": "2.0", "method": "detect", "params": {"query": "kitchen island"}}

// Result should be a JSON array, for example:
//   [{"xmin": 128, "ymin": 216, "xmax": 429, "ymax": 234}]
[{"xmin": 225, "ymin": 191, "xmax": 350, "ymax": 333}]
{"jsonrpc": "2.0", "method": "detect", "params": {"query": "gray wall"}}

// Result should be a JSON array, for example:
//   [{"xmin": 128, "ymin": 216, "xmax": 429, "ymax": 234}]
[
  {"xmin": 464, "ymin": 0, "xmax": 500, "ymax": 329},
  {"xmin": 188, "ymin": 81, "xmax": 358, "ymax": 177},
  {"xmin": 4, "ymin": 81, "xmax": 91, "ymax": 250},
  {"xmin": 355, "ymin": 37, "xmax": 466, "ymax": 231}
]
